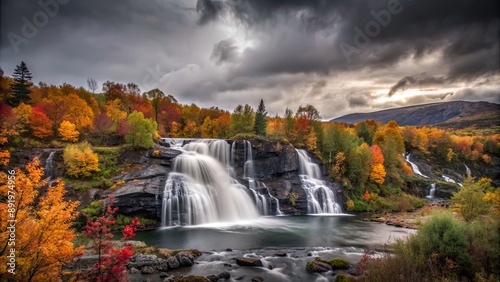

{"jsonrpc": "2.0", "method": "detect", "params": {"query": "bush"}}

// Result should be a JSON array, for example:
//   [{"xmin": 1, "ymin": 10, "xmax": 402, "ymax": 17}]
[
  {"xmin": 63, "ymin": 142, "xmax": 100, "ymax": 178},
  {"xmin": 409, "ymin": 212, "xmax": 471, "ymax": 277},
  {"xmin": 82, "ymin": 200, "xmax": 103, "ymax": 218}
]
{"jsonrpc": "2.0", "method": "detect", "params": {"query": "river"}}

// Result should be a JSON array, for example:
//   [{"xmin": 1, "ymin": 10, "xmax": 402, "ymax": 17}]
[{"xmin": 132, "ymin": 215, "xmax": 414, "ymax": 281}]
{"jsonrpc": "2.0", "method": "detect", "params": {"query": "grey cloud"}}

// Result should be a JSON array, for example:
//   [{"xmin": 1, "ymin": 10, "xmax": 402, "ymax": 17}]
[
  {"xmin": 210, "ymin": 39, "xmax": 239, "ymax": 65},
  {"xmin": 388, "ymin": 75, "xmax": 448, "ymax": 96}
]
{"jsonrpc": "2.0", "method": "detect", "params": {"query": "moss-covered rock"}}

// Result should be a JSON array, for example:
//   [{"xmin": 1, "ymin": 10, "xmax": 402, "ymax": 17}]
[
  {"xmin": 334, "ymin": 273, "xmax": 351, "ymax": 282},
  {"xmin": 305, "ymin": 260, "xmax": 333, "ymax": 272},
  {"xmin": 315, "ymin": 257, "xmax": 350, "ymax": 270}
]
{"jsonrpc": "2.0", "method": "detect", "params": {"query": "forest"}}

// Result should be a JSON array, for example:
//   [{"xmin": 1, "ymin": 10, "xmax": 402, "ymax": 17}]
[{"xmin": 1, "ymin": 62, "xmax": 499, "ymax": 281}]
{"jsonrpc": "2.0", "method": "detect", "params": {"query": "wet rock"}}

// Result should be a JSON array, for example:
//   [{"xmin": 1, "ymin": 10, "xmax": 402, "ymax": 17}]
[
  {"xmin": 225, "ymin": 248, "xmax": 233, "ymax": 252},
  {"xmin": 218, "ymin": 272, "xmax": 230, "ymax": 280},
  {"xmin": 223, "ymin": 263, "xmax": 232, "ymax": 267},
  {"xmin": 160, "ymin": 272, "xmax": 169, "ymax": 278},
  {"xmin": 167, "ymin": 256, "xmax": 180, "ymax": 269},
  {"xmin": 251, "ymin": 277, "xmax": 264, "ymax": 282},
  {"xmin": 235, "ymin": 257, "xmax": 263, "ymax": 267},
  {"xmin": 129, "ymin": 267, "xmax": 140, "ymax": 274},
  {"xmin": 305, "ymin": 260, "xmax": 333, "ymax": 273},
  {"xmin": 128, "ymin": 254, "xmax": 160, "ymax": 268},
  {"xmin": 141, "ymin": 266, "xmax": 156, "ymax": 274},
  {"xmin": 163, "ymin": 275, "xmax": 175, "ymax": 282},
  {"xmin": 176, "ymin": 252, "xmax": 195, "ymax": 267},
  {"xmin": 205, "ymin": 275, "xmax": 219, "ymax": 282},
  {"xmin": 274, "ymin": 253, "xmax": 287, "ymax": 257}
]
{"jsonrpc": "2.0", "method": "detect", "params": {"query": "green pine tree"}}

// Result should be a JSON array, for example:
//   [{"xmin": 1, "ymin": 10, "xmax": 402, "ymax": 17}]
[
  {"xmin": 9, "ymin": 61, "xmax": 33, "ymax": 107},
  {"xmin": 253, "ymin": 99, "xmax": 268, "ymax": 136}
]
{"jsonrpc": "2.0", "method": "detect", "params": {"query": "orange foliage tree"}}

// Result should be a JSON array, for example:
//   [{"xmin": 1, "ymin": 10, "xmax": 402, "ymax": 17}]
[
  {"xmin": 0, "ymin": 159, "xmax": 82, "ymax": 281},
  {"xmin": 370, "ymin": 144, "xmax": 386, "ymax": 185}
]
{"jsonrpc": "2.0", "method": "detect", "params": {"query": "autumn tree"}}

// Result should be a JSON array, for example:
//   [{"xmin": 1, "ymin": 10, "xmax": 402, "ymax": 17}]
[
  {"xmin": 370, "ymin": 144, "xmax": 386, "ymax": 185},
  {"xmin": 58, "ymin": 120, "xmax": 79, "ymax": 142},
  {"xmin": 125, "ymin": 111, "xmax": 157, "ymax": 149},
  {"xmin": 0, "ymin": 159, "xmax": 82, "ymax": 281},
  {"xmin": 452, "ymin": 177, "xmax": 493, "ymax": 222},
  {"xmin": 41, "ymin": 99, "xmax": 67, "ymax": 132},
  {"xmin": 0, "ymin": 103, "xmax": 21, "ymax": 144},
  {"xmin": 105, "ymin": 99, "xmax": 128, "ymax": 126},
  {"xmin": 12, "ymin": 102, "xmax": 32, "ymax": 133},
  {"xmin": 63, "ymin": 142, "xmax": 100, "ymax": 178},
  {"xmin": 30, "ymin": 107, "xmax": 54, "ymax": 139},
  {"xmin": 103, "ymin": 81, "xmax": 126, "ymax": 102},
  {"xmin": 253, "ymin": 99, "xmax": 268, "ymax": 136},
  {"xmin": 200, "ymin": 116, "xmax": 215, "ymax": 138},
  {"xmin": 63, "ymin": 94, "xmax": 95, "ymax": 132},
  {"xmin": 284, "ymin": 108, "xmax": 295, "ymax": 139},
  {"xmin": 81, "ymin": 196, "xmax": 139, "ymax": 282},
  {"xmin": 157, "ymin": 96, "xmax": 181, "ymax": 136},
  {"xmin": 213, "ymin": 113, "xmax": 231, "ymax": 138},
  {"xmin": 8, "ymin": 61, "xmax": 33, "ymax": 107},
  {"xmin": 144, "ymin": 88, "xmax": 165, "ymax": 122}
]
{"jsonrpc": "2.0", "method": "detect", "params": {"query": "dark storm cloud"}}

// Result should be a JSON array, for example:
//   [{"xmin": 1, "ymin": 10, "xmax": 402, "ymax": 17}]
[
  {"xmin": 388, "ymin": 75, "xmax": 448, "ymax": 96},
  {"xmin": 210, "ymin": 39, "xmax": 239, "ymax": 65},
  {"xmin": 196, "ymin": 0, "xmax": 499, "ymax": 79}
]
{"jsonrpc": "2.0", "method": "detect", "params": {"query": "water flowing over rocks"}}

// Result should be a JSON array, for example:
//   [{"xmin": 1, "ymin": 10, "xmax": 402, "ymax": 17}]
[{"xmin": 107, "ymin": 139, "xmax": 342, "ymax": 224}]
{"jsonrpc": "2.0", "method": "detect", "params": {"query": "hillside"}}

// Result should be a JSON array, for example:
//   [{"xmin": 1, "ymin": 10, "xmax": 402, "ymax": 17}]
[{"xmin": 331, "ymin": 101, "xmax": 500, "ymax": 128}]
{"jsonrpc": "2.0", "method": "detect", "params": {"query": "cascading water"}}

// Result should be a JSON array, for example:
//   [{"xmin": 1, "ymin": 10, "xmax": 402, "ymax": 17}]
[
  {"xmin": 161, "ymin": 139, "xmax": 282, "ymax": 226},
  {"xmin": 161, "ymin": 143, "xmax": 259, "ymax": 226},
  {"xmin": 405, "ymin": 154, "xmax": 428, "ymax": 178},
  {"xmin": 465, "ymin": 164, "xmax": 471, "ymax": 177},
  {"xmin": 44, "ymin": 150, "xmax": 57, "ymax": 186},
  {"xmin": 240, "ymin": 140, "xmax": 281, "ymax": 216},
  {"xmin": 296, "ymin": 149, "xmax": 342, "ymax": 214},
  {"xmin": 426, "ymin": 183, "xmax": 436, "ymax": 199}
]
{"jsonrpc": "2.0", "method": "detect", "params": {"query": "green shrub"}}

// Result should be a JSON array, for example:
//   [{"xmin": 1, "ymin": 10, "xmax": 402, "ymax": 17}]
[
  {"xmin": 82, "ymin": 200, "xmax": 102, "ymax": 218},
  {"xmin": 409, "ymin": 212, "xmax": 471, "ymax": 277}
]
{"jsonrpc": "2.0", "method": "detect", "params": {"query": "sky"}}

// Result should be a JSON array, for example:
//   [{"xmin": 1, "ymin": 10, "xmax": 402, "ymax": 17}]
[{"xmin": 0, "ymin": 0, "xmax": 499, "ymax": 119}]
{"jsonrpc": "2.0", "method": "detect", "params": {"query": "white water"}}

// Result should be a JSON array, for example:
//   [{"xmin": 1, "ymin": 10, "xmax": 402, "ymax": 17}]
[
  {"xmin": 405, "ymin": 154, "xmax": 428, "ymax": 178},
  {"xmin": 465, "ymin": 164, "xmax": 471, "ymax": 177},
  {"xmin": 241, "ymin": 140, "xmax": 282, "ymax": 216},
  {"xmin": 44, "ymin": 150, "xmax": 57, "ymax": 186},
  {"xmin": 161, "ymin": 139, "xmax": 283, "ymax": 226},
  {"xmin": 162, "ymin": 148, "xmax": 259, "ymax": 226},
  {"xmin": 296, "ymin": 149, "xmax": 342, "ymax": 214},
  {"xmin": 442, "ymin": 175, "xmax": 463, "ymax": 187},
  {"xmin": 426, "ymin": 183, "xmax": 436, "ymax": 199}
]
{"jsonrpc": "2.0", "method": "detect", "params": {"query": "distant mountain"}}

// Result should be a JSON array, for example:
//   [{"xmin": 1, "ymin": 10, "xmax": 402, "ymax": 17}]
[{"xmin": 330, "ymin": 101, "xmax": 500, "ymax": 128}]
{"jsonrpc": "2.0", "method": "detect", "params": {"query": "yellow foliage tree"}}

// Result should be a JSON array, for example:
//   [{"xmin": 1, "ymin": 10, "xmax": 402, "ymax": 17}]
[
  {"xmin": 63, "ymin": 94, "xmax": 95, "ymax": 132},
  {"xmin": 306, "ymin": 127, "xmax": 318, "ymax": 153},
  {"xmin": 0, "ymin": 159, "xmax": 82, "ymax": 281},
  {"xmin": 58, "ymin": 120, "xmax": 80, "ymax": 142},
  {"xmin": 12, "ymin": 102, "xmax": 32, "ymax": 131},
  {"xmin": 63, "ymin": 142, "xmax": 100, "ymax": 178},
  {"xmin": 105, "ymin": 99, "xmax": 127, "ymax": 125}
]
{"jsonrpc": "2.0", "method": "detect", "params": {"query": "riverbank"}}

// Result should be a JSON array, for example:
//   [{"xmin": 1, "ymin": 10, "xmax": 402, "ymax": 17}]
[{"xmin": 362, "ymin": 201, "xmax": 452, "ymax": 229}]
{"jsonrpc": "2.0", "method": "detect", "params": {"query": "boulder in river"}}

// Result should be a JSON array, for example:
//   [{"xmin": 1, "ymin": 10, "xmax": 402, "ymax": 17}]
[{"xmin": 235, "ymin": 257, "xmax": 263, "ymax": 267}]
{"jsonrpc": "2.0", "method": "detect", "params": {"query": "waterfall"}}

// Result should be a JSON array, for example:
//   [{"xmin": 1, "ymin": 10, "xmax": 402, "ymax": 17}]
[
  {"xmin": 161, "ymin": 139, "xmax": 283, "ymax": 226},
  {"xmin": 442, "ymin": 174, "xmax": 463, "ymax": 187},
  {"xmin": 161, "ymin": 147, "xmax": 259, "ymax": 226},
  {"xmin": 465, "ymin": 164, "xmax": 471, "ymax": 177},
  {"xmin": 426, "ymin": 183, "xmax": 436, "ymax": 199},
  {"xmin": 405, "ymin": 154, "xmax": 428, "ymax": 178},
  {"xmin": 44, "ymin": 151, "xmax": 57, "ymax": 186},
  {"xmin": 296, "ymin": 149, "xmax": 342, "ymax": 214},
  {"xmin": 240, "ymin": 140, "xmax": 281, "ymax": 216}
]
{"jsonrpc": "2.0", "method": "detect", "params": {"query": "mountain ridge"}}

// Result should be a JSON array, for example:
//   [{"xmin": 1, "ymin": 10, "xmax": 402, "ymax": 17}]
[{"xmin": 330, "ymin": 101, "xmax": 500, "ymax": 128}]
